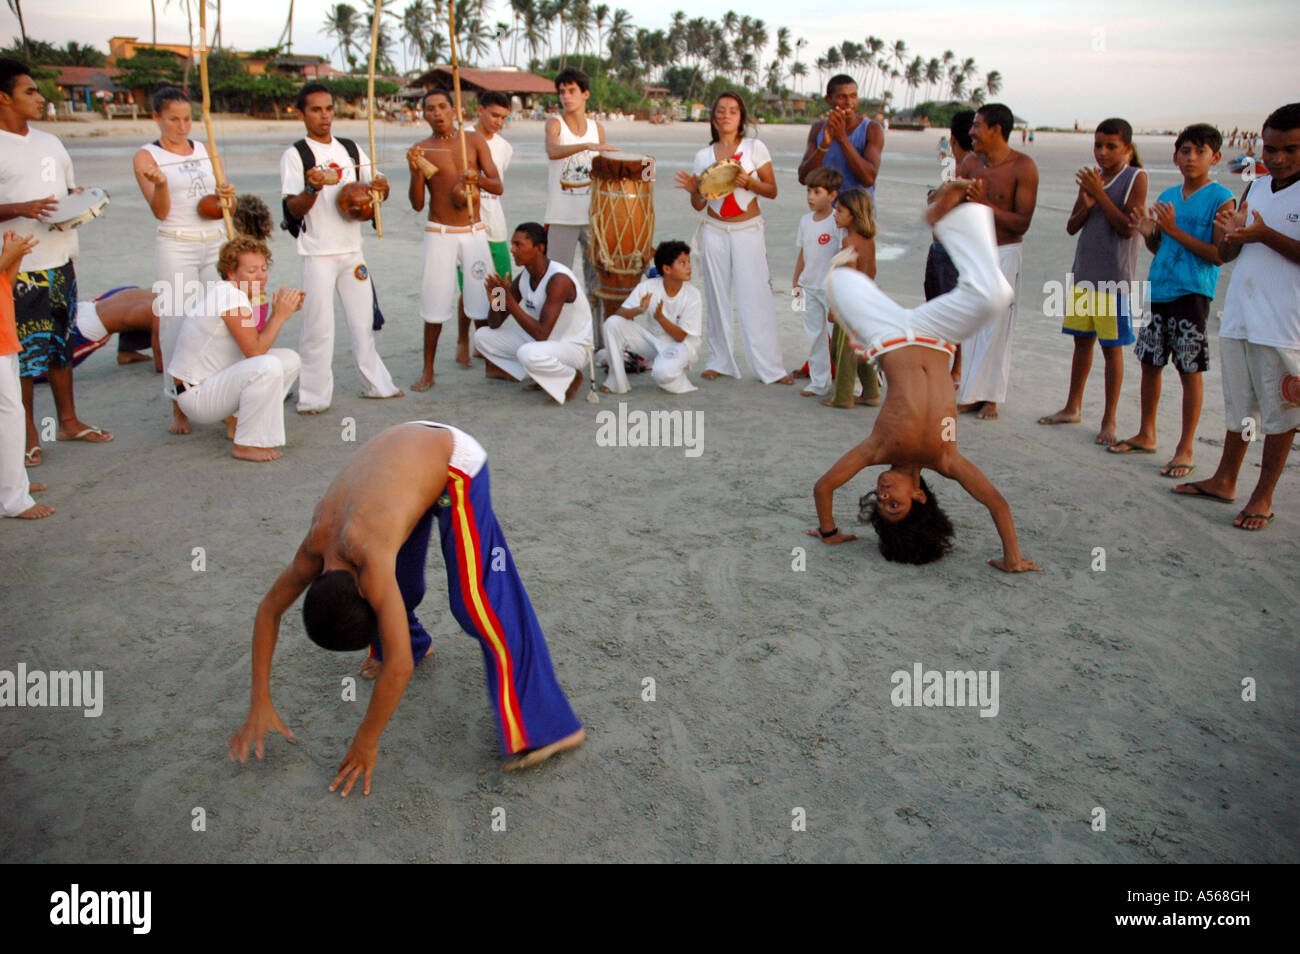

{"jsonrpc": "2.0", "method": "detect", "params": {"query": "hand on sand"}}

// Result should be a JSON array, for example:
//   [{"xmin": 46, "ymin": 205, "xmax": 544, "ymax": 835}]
[
  {"xmin": 228, "ymin": 701, "xmax": 295, "ymax": 763},
  {"xmin": 988, "ymin": 555, "xmax": 1041, "ymax": 573},
  {"xmin": 807, "ymin": 527, "xmax": 858, "ymax": 545},
  {"xmin": 359, "ymin": 657, "xmax": 382, "ymax": 680},
  {"xmin": 329, "ymin": 736, "xmax": 378, "ymax": 797}
]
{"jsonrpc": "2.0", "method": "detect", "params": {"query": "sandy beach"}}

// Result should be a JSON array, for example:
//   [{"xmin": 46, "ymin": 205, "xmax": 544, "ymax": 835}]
[{"xmin": 0, "ymin": 116, "xmax": 1294, "ymax": 864}]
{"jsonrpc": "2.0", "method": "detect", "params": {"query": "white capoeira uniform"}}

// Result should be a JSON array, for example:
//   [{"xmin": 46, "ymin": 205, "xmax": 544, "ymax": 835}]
[
  {"xmin": 598, "ymin": 276, "xmax": 703, "ymax": 394},
  {"xmin": 795, "ymin": 210, "xmax": 845, "ymax": 395},
  {"xmin": 692, "ymin": 138, "xmax": 786, "ymax": 382},
  {"xmin": 544, "ymin": 115, "xmax": 599, "ymax": 293},
  {"xmin": 168, "ymin": 282, "xmax": 301, "ymax": 448},
  {"xmin": 827, "ymin": 202, "xmax": 1013, "ymax": 369},
  {"xmin": 1, "ymin": 338, "xmax": 33, "ymax": 516},
  {"xmin": 956, "ymin": 240, "xmax": 1022, "ymax": 406},
  {"xmin": 141, "ymin": 139, "xmax": 222, "ymax": 389},
  {"xmin": 473, "ymin": 260, "xmax": 592, "ymax": 404},
  {"xmin": 420, "ymin": 220, "xmax": 494, "ymax": 323},
  {"xmin": 280, "ymin": 137, "xmax": 399, "ymax": 412}
]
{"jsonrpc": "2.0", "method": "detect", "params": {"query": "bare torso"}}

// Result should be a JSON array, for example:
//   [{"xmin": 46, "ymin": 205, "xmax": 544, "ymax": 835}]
[
  {"xmin": 961, "ymin": 150, "xmax": 1034, "ymax": 245},
  {"xmin": 873, "ymin": 347, "xmax": 959, "ymax": 473},
  {"xmin": 302, "ymin": 424, "xmax": 453, "ymax": 572},
  {"xmin": 413, "ymin": 129, "xmax": 490, "ymax": 226}
]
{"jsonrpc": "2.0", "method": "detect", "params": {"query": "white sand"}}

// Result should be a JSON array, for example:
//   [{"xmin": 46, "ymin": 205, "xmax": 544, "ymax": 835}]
[{"xmin": 0, "ymin": 118, "xmax": 1294, "ymax": 863}]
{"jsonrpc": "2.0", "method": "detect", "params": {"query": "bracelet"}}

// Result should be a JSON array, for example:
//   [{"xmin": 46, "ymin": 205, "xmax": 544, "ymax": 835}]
[
  {"xmin": 304, "ymin": 183, "xmax": 318, "ymax": 196},
  {"xmin": 819, "ymin": 526, "xmax": 839, "ymax": 539},
  {"xmin": 816, "ymin": 143, "xmax": 828, "ymax": 153}
]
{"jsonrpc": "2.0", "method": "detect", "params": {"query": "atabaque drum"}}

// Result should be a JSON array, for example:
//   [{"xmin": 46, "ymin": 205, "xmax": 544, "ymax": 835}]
[{"xmin": 588, "ymin": 152, "xmax": 655, "ymax": 314}]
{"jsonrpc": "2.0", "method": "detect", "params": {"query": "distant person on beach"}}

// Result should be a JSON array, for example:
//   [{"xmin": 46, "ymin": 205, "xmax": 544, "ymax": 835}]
[
  {"xmin": 475, "ymin": 223, "xmax": 592, "ymax": 403},
  {"xmin": 791, "ymin": 167, "xmax": 843, "ymax": 398},
  {"xmin": 1, "ymin": 230, "xmax": 51, "ymax": 518},
  {"xmin": 1108, "ymin": 123, "xmax": 1234, "ymax": 479},
  {"xmin": 598, "ymin": 239, "xmax": 703, "ymax": 395},
  {"xmin": 544, "ymin": 68, "xmax": 613, "ymax": 296},
  {"xmin": 1174, "ymin": 102, "xmax": 1300, "ymax": 530},
  {"xmin": 926, "ymin": 110, "xmax": 974, "ymax": 387},
  {"xmin": 1038, "ymin": 117, "xmax": 1147, "ymax": 446},
  {"xmin": 954, "ymin": 103, "xmax": 1038, "ymax": 420},
  {"xmin": 808, "ymin": 182, "xmax": 1038, "ymax": 572},
  {"xmin": 227, "ymin": 421, "xmax": 585, "ymax": 794},
  {"xmin": 797, "ymin": 74, "xmax": 884, "ymax": 196},
  {"xmin": 823, "ymin": 187, "xmax": 881, "ymax": 409}
]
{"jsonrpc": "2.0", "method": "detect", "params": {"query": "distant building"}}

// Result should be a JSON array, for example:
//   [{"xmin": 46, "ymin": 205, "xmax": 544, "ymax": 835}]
[
  {"xmin": 44, "ymin": 65, "xmax": 130, "ymax": 114},
  {"xmin": 107, "ymin": 36, "xmax": 194, "ymax": 66},
  {"xmin": 409, "ymin": 65, "xmax": 556, "ymax": 112}
]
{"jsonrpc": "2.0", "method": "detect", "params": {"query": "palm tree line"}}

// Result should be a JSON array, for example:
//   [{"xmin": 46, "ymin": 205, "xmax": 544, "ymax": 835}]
[{"xmin": 813, "ymin": 40, "xmax": 1003, "ymax": 113}]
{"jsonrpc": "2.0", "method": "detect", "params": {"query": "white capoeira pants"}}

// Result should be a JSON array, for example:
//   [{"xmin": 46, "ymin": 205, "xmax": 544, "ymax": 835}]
[
  {"xmin": 698, "ymin": 217, "xmax": 787, "ymax": 382},
  {"xmin": 473, "ymin": 324, "xmax": 586, "ymax": 404},
  {"xmin": 956, "ymin": 240, "xmax": 1022, "ymax": 406},
  {"xmin": 0, "ymin": 353, "xmax": 35, "ymax": 516},
  {"xmin": 420, "ymin": 223, "xmax": 493, "ymax": 323},
  {"xmin": 297, "ymin": 251, "xmax": 399, "ymax": 412},
  {"xmin": 827, "ymin": 203, "xmax": 1013, "ymax": 366},
  {"xmin": 798, "ymin": 286, "xmax": 833, "ymax": 394},
  {"xmin": 175, "ymin": 349, "xmax": 301, "ymax": 447},
  {"xmin": 154, "ymin": 231, "xmax": 222, "ymax": 396},
  {"xmin": 598, "ymin": 316, "xmax": 698, "ymax": 394}
]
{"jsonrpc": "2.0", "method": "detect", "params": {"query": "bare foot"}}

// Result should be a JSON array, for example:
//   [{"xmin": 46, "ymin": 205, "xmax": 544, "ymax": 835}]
[
  {"xmin": 15, "ymin": 502, "xmax": 54, "ymax": 519},
  {"xmin": 1095, "ymin": 426, "xmax": 1118, "ymax": 446},
  {"xmin": 800, "ymin": 388, "xmax": 823, "ymax": 397},
  {"xmin": 599, "ymin": 383, "xmax": 616, "ymax": 394},
  {"xmin": 956, "ymin": 401, "xmax": 982, "ymax": 415},
  {"xmin": 1172, "ymin": 480, "xmax": 1234, "ymax": 503},
  {"xmin": 503, "ymin": 727, "xmax": 586, "ymax": 772},
  {"xmin": 772, "ymin": 374, "xmax": 795, "ymax": 385},
  {"xmin": 455, "ymin": 339, "xmax": 471, "ymax": 367},
  {"xmin": 224, "ymin": 415, "xmax": 237, "ymax": 441},
  {"xmin": 563, "ymin": 370, "xmax": 584, "ymax": 402},
  {"xmin": 925, "ymin": 178, "xmax": 970, "ymax": 225},
  {"xmin": 359, "ymin": 657, "xmax": 382, "ymax": 680},
  {"xmin": 1037, "ymin": 409, "xmax": 1081, "ymax": 426},
  {"xmin": 232, "ymin": 444, "xmax": 283, "ymax": 462},
  {"xmin": 410, "ymin": 375, "xmax": 433, "ymax": 392},
  {"xmin": 791, "ymin": 365, "xmax": 810, "ymax": 379},
  {"xmin": 29, "ymin": 482, "xmax": 47, "ymax": 492},
  {"xmin": 855, "ymin": 395, "xmax": 881, "ymax": 406},
  {"xmin": 977, "ymin": 402, "xmax": 998, "ymax": 420},
  {"xmin": 700, "ymin": 369, "xmax": 720, "ymax": 381},
  {"xmin": 1107, "ymin": 437, "xmax": 1156, "ymax": 454},
  {"xmin": 361, "ymin": 389, "xmax": 404, "ymax": 400},
  {"xmin": 485, "ymin": 367, "xmax": 511, "ymax": 380},
  {"xmin": 116, "ymin": 351, "xmax": 151, "ymax": 365},
  {"xmin": 297, "ymin": 407, "xmax": 327, "ymax": 416},
  {"xmin": 821, "ymin": 397, "xmax": 852, "ymax": 409},
  {"xmin": 170, "ymin": 405, "xmax": 191, "ymax": 435}
]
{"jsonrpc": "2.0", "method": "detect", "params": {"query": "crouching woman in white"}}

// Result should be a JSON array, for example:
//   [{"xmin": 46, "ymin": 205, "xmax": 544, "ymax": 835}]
[
  {"xmin": 599, "ymin": 240, "xmax": 702, "ymax": 394},
  {"xmin": 168, "ymin": 236, "xmax": 304, "ymax": 462}
]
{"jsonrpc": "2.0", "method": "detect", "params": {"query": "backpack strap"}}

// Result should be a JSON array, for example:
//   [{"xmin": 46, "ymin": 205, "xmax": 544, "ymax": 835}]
[{"xmin": 338, "ymin": 137, "xmax": 362, "ymax": 174}]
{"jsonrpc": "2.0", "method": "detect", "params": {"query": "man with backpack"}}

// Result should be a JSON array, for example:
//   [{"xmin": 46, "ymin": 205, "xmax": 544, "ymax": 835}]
[{"xmin": 279, "ymin": 83, "xmax": 403, "ymax": 414}]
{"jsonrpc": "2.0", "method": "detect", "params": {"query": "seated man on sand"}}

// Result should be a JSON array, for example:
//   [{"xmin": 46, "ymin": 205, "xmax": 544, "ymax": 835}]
[
  {"xmin": 808, "ymin": 181, "xmax": 1040, "ymax": 572},
  {"xmin": 227, "ymin": 420, "xmax": 585, "ymax": 794},
  {"xmin": 475, "ymin": 223, "xmax": 592, "ymax": 405},
  {"xmin": 597, "ymin": 240, "xmax": 703, "ymax": 395},
  {"xmin": 167, "ymin": 235, "xmax": 303, "ymax": 463}
]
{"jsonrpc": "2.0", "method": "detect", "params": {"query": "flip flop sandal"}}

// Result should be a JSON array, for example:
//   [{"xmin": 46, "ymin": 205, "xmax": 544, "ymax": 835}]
[
  {"xmin": 1234, "ymin": 512, "xmax": 1275, "ymax": 531},
  {"xmin": 1107, "ymin": 441, "xmax": 1156, "ymax": 454},
  {"xmin": 1172, "ymin": 483, "xmax": 1233, "ymax": 503},
  {"xmin": 24, "ymin": 446, "xmax": 41, "ymax": 468}
]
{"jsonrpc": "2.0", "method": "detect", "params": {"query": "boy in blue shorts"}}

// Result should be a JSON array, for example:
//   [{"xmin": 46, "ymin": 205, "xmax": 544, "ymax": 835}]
[{"xmin": 1109, "ymin": 123, "xmax": 1234, "ymax": 478}]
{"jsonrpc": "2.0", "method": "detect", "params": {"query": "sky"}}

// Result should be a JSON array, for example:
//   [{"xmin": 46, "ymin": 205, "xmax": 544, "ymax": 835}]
[{"xmin": 7, "ymin": 0, "xmax": 1299, "ymax": 128}]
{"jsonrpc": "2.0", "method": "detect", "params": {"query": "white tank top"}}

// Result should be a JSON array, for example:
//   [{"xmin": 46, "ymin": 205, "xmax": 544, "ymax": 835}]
[
  {"xmin": 141, "ymin": 140, "xmax": 218, "ymax": 231},
  {"xmin": 410, "ymin": 421, "xmax": 487, "ymax": 477},
  {"xmin": 520, "ymin": 260, "xmax": 593, "ymax": 348},
  {"xmin": 544, "ymin": 116, "xmax": 600, "ymax": 226}
]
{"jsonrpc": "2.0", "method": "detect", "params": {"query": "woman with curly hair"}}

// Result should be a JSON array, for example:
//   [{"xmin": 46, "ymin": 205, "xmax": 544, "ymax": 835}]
[{"xmin": 167, "ymin": 236, "xmax": 304, "ymax": 462}]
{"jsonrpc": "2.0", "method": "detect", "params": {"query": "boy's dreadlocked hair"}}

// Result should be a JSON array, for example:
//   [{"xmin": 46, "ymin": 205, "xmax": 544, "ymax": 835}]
[
  {"xmin": 233, "ymin": 194, "xmax": 274, "ymax": 242},
  {"xmin": 858, "ymin": 476, "xmax": 955, "ymax": 565}
]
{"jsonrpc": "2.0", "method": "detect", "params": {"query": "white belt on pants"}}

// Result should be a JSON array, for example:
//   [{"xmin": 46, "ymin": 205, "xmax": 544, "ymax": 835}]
[
  {"xmin": 424, "ymin": 221, "xmax": 487, "ymax": 235},
  {"xmin": 157, "ymin": 227, "xmax": 224, "ymax": 242}
]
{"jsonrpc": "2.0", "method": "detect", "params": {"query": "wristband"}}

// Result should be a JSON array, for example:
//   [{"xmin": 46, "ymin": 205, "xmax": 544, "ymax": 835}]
[
  {"xmin": 304, "ymin": 183, "xmax": 319, "ymax": 196},
  {"xmin": 819, "ymin": 526, "xmax": 838, "ymax": 539}
]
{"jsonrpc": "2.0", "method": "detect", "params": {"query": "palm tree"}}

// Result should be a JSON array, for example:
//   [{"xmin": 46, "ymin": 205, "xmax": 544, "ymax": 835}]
[
  {"xmin": 722, "ymin": 11, "xmax": 738, "ymax": 40},
  {"xmin": 521, "ymin": 2, "xmax": 546, "ymax": 67},
  {"xmin": 164, "ymin": 0, "xmax": 194, "ymax": 89},
  {"xmin": 321, "ymin": 4, "xmax": 361, "ymax": 69},
  {"xmin": 592, "ymin": 4, "xmax": 608, "ymax": 71},
  {"xmin": 960, "ymin": 56, "xmax": 978, "ymax": 92},
  {"xmin": 401, "ymin": 1, "xmax": 434, "ymax": 73},
  {"xmin": 984, "ymin": 69, "xmax": 1002, "ymax": 98},
  {"xmin": 950, "ymin": 71, "xmax": 966, "ymax": 102},
  {"xmin": 971, "ymin": 88, "xmax": 986, "ymax": 107},
  {"xmin": 150, "ymin": 0, "xmax": 158, "ymax": 48},
  {"xmin": 789, "ymin": 59, "xmax": 807, "ymax": 94},
  {"xmin": 904, "ymin": 55, "xmax": 922, "ymax": 110},
  {"xmin": 279, "ymin": 0, "xmax": 297, "ymax": 52},
  {"xmin": 569, "ymin": 0, "xmax": 593, "ymax": 64},
  {"xmin": 864, "ymin": 35, "xmax": 883, "ymax": 98},
  {"xmin": 5, "ymin": 1, "xmax": 28, "ymax": 56},
  {"xmin": 924, "ymin": 56, "xmax": 941, "ymax": 104},
  {"xmin": 814, "ymin": 55, "xmax": 827, "ymax": 91}
]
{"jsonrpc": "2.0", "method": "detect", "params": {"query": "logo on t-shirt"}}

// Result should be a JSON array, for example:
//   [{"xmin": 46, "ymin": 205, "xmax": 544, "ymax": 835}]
[
  {"xmin": 818, "ymin": 233, "xmax": 832, "ymax": 245},
  {"xmin": 354, "ymin": 264, "xmax": 368, "ymax": 281}
]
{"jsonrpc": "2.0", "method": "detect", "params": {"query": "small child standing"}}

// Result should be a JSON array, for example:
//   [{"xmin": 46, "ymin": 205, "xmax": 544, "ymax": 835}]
[
  {"xmin": 791, "ymin": 167, "xmax": 843, "ymax": 397},
  {"xmin": 1039, "ymin": 117, "xmax": 1147, "ymax": 445},
  {"xmin": 1, "ymin": 230, "xmax": 52, "ymax": 519},
  {"xmin": 824, "ymin": 188, "xmax": 882, "ymax": 409},
  {"xmin": 1109, "ymin": 123, "xmax": 1234, "ymax": 478}
]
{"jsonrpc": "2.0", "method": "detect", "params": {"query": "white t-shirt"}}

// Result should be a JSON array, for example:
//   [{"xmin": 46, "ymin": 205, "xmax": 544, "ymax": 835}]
[
  {"xmin": 619, "ymin": 276, "xmax": 703, "ymax": 358},
  {"xmin": 480, "ymin": 131, "xmax": 513, "ymax": 243},
  {"xmin": 0, "ymin": 127, "xmax": 78, "ymax": 271},
  {"xmin": 518, "ymin": 260, "xmax": 592, "ymax": 347},
  {"xmin": 692, "ymin": 138, "xmax": 772, "ymax": 218},
  {"xmin": 1219, "ymin": 175, "xmax": 1300, "ymax": 351},
  {"xmin": 169, "ymin": 281, "xmax": 254, "ymax": 385},
  {"xmin": 545, "ymin": 115, "xmax": 600, "ymax": 226},
  {"xmin": 795, "ymin": 211, "xmax": 845, "ymax": 290},
  {"xmin": 141, "ymin": 140, "xmax": 217, "ymax": 231},
  {"xmin": 279, "ymin": 137, "xmax": 373, "ymax": 257}
]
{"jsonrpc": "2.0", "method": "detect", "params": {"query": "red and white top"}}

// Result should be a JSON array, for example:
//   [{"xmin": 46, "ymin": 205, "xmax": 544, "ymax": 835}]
[{"xmin": 692, "ymin": 137, "xmax": 772, "ymax": 219}]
